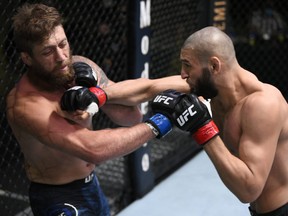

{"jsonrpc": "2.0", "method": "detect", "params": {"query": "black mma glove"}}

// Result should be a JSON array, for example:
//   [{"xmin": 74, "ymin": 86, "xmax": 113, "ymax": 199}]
[
  {"xmin": 73, "ymin": 62, "xmax": 98, "ymax": 87},
  {"xmin": 72, "ymin": 61, "xmax": 108, "ymax": 108},
  {"xmin": 145, "ymin": 89, "xmax": 186, "ymax": 138},
  {"xmin": 151, "ymin": 89, "xmax": 186, "ymax": 119},
  {"xmin": 60, "ymin": 86, "xmax": 107, "ymax": 116},
  {"xmin": 172, "ymin": 94, "xmax": 219, "ymax": 145}
]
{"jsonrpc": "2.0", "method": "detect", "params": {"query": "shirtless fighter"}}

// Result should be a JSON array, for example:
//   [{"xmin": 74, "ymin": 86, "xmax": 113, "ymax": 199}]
[
  {"xmin": 150, "ymin": 26, "xmax": 288, "ymax": 216},
  {"xmin": 5, "ymin": 3, "xmax": 189, "ymax": 215}
]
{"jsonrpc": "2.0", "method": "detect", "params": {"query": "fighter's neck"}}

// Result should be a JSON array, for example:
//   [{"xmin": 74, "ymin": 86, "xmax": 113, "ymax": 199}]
[{"xmin": 213, "ymin": 69, "xmax": 260, "ymax": 112}]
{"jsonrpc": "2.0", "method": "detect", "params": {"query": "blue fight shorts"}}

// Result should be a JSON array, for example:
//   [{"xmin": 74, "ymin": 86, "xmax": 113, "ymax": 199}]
[
  {"xmin": 249, "ymin": 203, "xmax": 288, "ymax": 216},
  {"xmin": 29, "ymin": 171, "xmax": 110, "ymax": 216}
]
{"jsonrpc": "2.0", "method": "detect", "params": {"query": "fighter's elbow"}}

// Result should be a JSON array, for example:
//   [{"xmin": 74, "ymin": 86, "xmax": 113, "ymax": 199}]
[
  {"xmin": 235, "ymin": 184, "xmax": 262, "ymax": 203},
  {"xmin": 83, "ymin": 147, "xmax": 111, "ymax": 165}
]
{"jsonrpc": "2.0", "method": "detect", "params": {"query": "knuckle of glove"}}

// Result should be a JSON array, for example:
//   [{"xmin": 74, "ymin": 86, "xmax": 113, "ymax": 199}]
[
  {"xmin": 151, "ymin": 89, "xmax": 185, "ymax": 117},
  {"xmin": 73, "ymin": 62, "xmax": 98, "ymax": 87},
  {"xmin": 172, "ymin": 94, "xmax": 211, "ymax": 132},
  {"xmin": 60, "ymin": 87, "xmax": 98, "ymax": 112},
  {"xmin": 60, "ymin": 90, "xmax": 77, "ymax": 111},
  {"xmin": 76, "ymin": 88, "xmax": 99, "ymax": 110}
]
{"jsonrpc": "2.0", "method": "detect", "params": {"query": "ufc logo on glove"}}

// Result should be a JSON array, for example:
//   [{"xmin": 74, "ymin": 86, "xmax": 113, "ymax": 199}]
[
  {"xmin": 176, "ymin": 104, "xmax": 197, "ymax": 126},
  {"xmin": 153, "ymin": 95, "xmax": 174, "ymax": 104}
]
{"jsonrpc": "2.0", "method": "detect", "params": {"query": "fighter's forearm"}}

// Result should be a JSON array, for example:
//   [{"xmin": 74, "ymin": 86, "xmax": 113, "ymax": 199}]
[
  {"xmin": 104, "ymin": 75, "xmax": 190, "ymax": 106},
  {"xmin": 101, "ymin": 103, "xmax": 143, "ymax": 126},
  {"xmin": 203, "ymin": 137, "xmax": 262, "ymax": 203}
]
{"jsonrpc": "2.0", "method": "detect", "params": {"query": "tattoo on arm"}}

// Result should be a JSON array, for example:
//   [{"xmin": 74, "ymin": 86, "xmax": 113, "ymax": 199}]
[{"xmin": 97, "ymin": 68, "xmax": 109, "ymax": 88}]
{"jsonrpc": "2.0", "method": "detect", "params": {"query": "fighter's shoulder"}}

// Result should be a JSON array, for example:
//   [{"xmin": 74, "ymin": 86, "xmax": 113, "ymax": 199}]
[
  {"xmin": 6, "ymin": 91, "xmax": 55, "ymax": 131},
  {"xmin": 9, "ymin": 84, "xmax": 55, "ymax": 112},
  {"xmin": 242, "ymin": 85, "xmax": 282, "ymax": 118},
  {"xmin": 251, "ymin": 84, "xmax": 282, "ymax": 104},
  {"xmin": 72, "ymin": 55, "xmax": 102, "ymax": 73}
]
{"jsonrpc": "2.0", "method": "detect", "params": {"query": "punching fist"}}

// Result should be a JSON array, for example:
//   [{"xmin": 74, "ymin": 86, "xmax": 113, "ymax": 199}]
[
  {"xmin": 173, "ymin": 94, "xmax": 219, "ymax": 145},
  {"xmin": 73, "ymin": 62, "xmax": 98, "ymax": 87},
  {"xmin": 60, "ymin": 86, "xmax": 107, "ymax": 116},
  {"xmin": 145, "ymin": 89, "xmax": 185, "ymax": 138},
  {"xmin": 151, "ymin": 89, "xmax": 186, "ymax": 119}
]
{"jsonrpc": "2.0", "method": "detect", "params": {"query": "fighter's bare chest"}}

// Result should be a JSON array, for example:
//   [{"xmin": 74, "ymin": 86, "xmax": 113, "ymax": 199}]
[{"xmin": 216, "ymin": 107, "xmax": 242, "ymax": 153}]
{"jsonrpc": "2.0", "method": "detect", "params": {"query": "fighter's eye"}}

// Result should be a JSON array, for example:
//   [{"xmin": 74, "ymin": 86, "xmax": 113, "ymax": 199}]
[
  {"xmin": 182, "ymin": 62, "xmax": 191, "ymax": 69},
  {"xmin": 42, "ymin": 48, "xmax": 53, "ymax": 56}
]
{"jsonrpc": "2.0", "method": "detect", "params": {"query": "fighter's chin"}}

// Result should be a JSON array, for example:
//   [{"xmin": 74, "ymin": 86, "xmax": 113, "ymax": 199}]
[
  {"xmin": 188, "ymin": 84, "xmax": 197, "ymax": 94},
  {"xmin": 56, "ymin": 65, "xmax": 70, "ymax": 74},
  {"xmin": 190, "ymin": 88, "xmax": 196, "ymax": 94},
  {"xmin": 200, "ymin": 92, "xmax": 218, "ymax": 100},
  {"xmin": 60, "ymin": 65, "xmax": 69, "ymax": 72},
  {"xmin": 191, "ymin": 88, "xmax": 208, "ymax": 98},
  {"xmin": 186, "ymin": 82, "xmax": 194, "ymax": 93}
]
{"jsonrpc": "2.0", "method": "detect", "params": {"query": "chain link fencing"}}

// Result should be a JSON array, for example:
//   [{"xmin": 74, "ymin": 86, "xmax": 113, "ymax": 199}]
[
  {"xmin": 230, "ymin": 0, "xmax": 288, "ymax": 99},
  {"xmin": 0, "ymin": 0, "xmax": 287, "ymax": 215}
]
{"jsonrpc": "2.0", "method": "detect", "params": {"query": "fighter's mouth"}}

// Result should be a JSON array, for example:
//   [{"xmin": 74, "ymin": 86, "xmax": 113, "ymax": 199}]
[{"xmin": 57, "ymin": 65, "xmax": 68, "ymax": 72}]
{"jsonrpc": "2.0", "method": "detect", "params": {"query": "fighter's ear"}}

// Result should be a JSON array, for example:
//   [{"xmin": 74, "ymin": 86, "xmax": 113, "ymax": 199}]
[
  {"xmin": 21, "ymin": 52, "xmax": 32, "ymax": 66},
  {"xmin": 209, "ymin": 56, "xmax": 221, "ymax": 74}
]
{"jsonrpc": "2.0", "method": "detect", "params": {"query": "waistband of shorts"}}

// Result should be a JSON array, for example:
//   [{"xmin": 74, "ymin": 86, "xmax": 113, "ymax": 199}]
[
  {"xmin": 30, "ymin": 171, "xmax": 95, "ymax": 188},
  {"xmin": 249, "ymin": 203, "xmax": 288, "ymax": 216}
]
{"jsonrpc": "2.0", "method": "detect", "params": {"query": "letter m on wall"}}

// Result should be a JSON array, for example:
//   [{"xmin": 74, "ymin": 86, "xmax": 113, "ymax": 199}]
[{"xmin": 140, "ymin": 0, "xmax": 151, "ymax": 28}]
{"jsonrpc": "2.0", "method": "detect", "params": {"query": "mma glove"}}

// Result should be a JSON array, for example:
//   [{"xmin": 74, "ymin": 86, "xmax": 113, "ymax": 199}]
[
  {"xmin": 73, "ymin": 62, "xmax": 98, "ymax": 87},
  {"xmin": 172, "ymin": 94, "xmax": 219, "ymax": 145},
  {"xmin": 145, "ymin": 89, "xmax": 186, "ymax": 138},
  {"xmin": 72, "ymin": 61, "xmax": 108, "ymax": 109},
  {"xmin": 60, "ymin": 86, "xmax": 107, "ymax": 116}
]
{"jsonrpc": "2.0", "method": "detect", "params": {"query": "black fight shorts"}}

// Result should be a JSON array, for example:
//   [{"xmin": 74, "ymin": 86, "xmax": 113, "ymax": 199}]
[
  {"xmin": 249, "ymin": 203, "xmax": 288, "ymax": 216},
  {"xmin": 29, "ymin": 171, "xmax": 110, "ymax": 216}
]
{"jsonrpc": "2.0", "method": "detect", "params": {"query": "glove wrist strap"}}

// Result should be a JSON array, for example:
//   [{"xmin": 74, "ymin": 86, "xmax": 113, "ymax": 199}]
[
  {"xmin": 192, "ymin": 120, "xmax": 219, "ymax": 145},
  {"xmin": 145, "ymin": 122, "xmax": 160, "ymax": 137},
  {"xmin": 89, "ymin": 87, "xmax": 107, "ymax": 107},
  {"xmin": 145, "ymin": 113, "xmax": 172, "ymax": 138}
]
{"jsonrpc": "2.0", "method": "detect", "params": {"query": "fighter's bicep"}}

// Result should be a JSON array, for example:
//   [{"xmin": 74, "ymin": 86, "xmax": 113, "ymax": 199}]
[
  {"xmin": 240, "ymin": 95, "xmax": 281, "ymax": 151},
  {"xmin": 238, "ymin": 97, "xmax": 281, "ymax": 182}
]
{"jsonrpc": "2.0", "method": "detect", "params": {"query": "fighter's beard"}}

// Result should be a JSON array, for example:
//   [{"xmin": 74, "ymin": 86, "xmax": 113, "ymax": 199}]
[
  {"xmin": 27, "ymin": 59, "xmax": 75, "ymax": 91},
  {"xmin": 51, "ymin": 63, "xmax": 75, "ymax": 90},
  {"xmin": 192, "ymin": 67, "xmax": 218, "ymax": 99}
]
